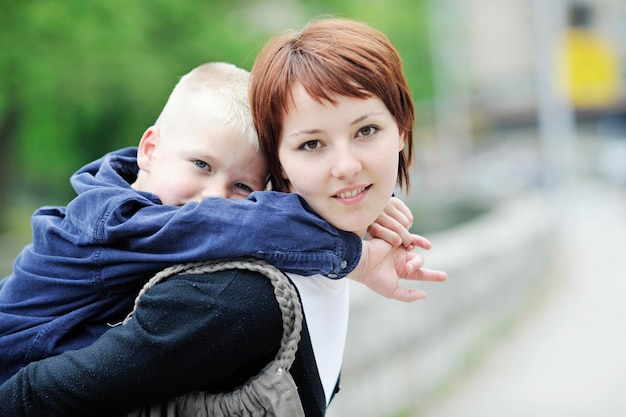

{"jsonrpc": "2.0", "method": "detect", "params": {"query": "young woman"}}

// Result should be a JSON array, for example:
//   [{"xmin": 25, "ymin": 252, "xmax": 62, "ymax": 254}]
[{"xmin": 0, "ymin": 17, "xmax": 446, "ymax": 417}]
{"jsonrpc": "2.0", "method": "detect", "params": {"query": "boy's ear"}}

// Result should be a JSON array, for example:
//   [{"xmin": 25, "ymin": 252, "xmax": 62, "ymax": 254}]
[{"xmin": 136, "ymin": 126, "xmax": 160, "ymax": 172}]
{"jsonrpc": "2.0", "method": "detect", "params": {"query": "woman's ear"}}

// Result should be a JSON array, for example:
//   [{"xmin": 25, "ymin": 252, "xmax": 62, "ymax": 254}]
[
  {"xmin": 136, "ymin": 126, "xmax": 160, "ymax": 172},
  {"xmin": 398, "ymin": 130, "xmax": 406, "ymax": 152},
  {"xmin": 280, "ymin": 166, "xmax": 294, "ymax": 192}
]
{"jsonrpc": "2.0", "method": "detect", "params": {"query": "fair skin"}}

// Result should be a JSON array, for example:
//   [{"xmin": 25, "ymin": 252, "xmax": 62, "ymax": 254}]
[
  {"xmin": 132, "ymin": 118, "xmax": 267, "ymax": 203},
  {"xmin": 131, "ymin": 92, "xmax": 420, "ymax": 247},
  {"xmin": 279, "ymin": 85, "xmax": 403, "ymax": 237},
  {"xmin": 131, "ymin": 95, "xmax": 442, "ymax": 302},
  {"xmin": 279, "ymin": 85, "xmax": 446, "ymax": 300}
]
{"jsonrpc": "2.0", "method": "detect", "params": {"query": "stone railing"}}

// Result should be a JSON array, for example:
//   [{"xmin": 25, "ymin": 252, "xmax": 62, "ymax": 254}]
[{"xmin": 327, "ymin": 191, "xmax": 555, "ymax": 417}]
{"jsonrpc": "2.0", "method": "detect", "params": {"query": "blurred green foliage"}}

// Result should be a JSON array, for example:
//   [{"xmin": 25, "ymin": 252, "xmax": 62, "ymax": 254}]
[{"xmin": 0, "ymin": 0, "xmax": 433, "ymax": 232}]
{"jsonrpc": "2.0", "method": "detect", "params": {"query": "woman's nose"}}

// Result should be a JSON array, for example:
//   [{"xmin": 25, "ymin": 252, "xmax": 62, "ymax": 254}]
[{"xmin": 330, "ymin": 147, "xmax": 362, "ymax": 179}]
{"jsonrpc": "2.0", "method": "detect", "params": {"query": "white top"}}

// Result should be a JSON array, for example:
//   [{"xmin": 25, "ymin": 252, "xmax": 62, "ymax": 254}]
[{"xmin": 288, "ymin": 273, "xmax": 350, "ymax": 405}]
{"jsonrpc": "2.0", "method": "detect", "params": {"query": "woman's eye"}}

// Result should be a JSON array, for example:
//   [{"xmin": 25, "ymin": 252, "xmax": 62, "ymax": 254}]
[
  {"xmin": 299, "ymin": 140, "xmax": 322, "ymax": 151},
  {"xmin": 194, "ymin": 160, "xmax": 211, "ymax": 171},
  {"xmin": 358, "ymin": 125, "xmax": 378, "ymax": 138}
]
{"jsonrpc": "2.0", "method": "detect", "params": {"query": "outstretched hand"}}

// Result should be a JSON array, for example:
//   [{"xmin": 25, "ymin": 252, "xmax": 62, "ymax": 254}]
[{"xmin": 349, "ymin": 238, "xmax": 447, "ymax": 302}]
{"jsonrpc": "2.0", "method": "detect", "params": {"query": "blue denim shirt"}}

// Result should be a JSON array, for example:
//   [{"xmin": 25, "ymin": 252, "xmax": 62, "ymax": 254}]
[{"xmin": 0, "ymin": 147, "xmax": 361, "ymax": 383}]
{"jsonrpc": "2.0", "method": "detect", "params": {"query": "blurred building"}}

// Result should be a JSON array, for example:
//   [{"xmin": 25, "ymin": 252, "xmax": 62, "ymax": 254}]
[{"xmin": 433, "ymin": 0, "xmax": 626, "ymax": 128}]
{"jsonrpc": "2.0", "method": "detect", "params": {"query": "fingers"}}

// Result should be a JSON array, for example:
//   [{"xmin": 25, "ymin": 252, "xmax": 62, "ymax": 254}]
[
  {"xmin": 371, "ymin": 198, "xmax": 429, "ymax": 250},
  {"xmin": 395, "ymin": 227, "xmax": 414, "ymax": 248},
  {"xmin": 385, "ymin": 197, "xmax": 413, "ymax": 228},
  {"xmin": 404, "ymin": 268, "xmax": 448, "ymax": 282},
  {"xmin": 411, "ymin": 235, "xmax": 432, "ymax": 250},
  {"xmin": 369, "ymin": 213, "xmax": 414, "ymax": 248},
  {"xmin": 367, "ymin": 222, "xmax": 402, "ymax": 247},
  {"xmin": 355, "ymin": 236, "xmax": 446, "ymax": 304},
  {"xmin": 404, "ymin": 251, "xmax": 424, "ymax": 271},
  {"xmin": 387, "ymin": 287, "xmax": 428, "ymax": 303}
]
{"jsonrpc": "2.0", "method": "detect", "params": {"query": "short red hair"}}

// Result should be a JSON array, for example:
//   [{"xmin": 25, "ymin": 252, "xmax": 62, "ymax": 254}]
[{"xmin": 250, "ymin": 17, "xmax": 415, "ymax": 192}]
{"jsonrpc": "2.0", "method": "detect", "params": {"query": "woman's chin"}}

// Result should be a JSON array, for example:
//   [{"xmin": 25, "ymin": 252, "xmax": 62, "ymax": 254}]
[{"xmin": 328, "ymin": 217, "xmax": 377, "ymax": 237}]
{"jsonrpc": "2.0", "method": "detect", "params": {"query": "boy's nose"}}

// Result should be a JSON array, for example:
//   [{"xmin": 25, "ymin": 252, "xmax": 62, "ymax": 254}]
[{"xmin": 201, "ymin": 183, "xmax": 230, "ymax": 199}]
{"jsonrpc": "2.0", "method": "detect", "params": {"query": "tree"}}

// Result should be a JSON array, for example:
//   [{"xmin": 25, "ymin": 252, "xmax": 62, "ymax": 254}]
[{"xmin": 0, "ymin": 0, "xmax": 433, "ymax": 231}]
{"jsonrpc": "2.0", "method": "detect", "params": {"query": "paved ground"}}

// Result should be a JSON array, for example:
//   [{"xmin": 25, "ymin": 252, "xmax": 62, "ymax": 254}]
[{"xmin": 413, "ymin": 180, "xmax": 626, "ymax": 417}]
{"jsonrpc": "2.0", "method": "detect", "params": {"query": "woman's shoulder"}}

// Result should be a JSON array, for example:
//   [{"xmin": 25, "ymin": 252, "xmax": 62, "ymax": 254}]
[{"xmin": 134, "ymin": 266, "xmax": 285, "ymax": 342}]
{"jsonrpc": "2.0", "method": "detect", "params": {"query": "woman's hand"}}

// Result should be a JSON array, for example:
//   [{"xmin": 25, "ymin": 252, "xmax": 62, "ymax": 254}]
[
  {"xmin": 350, "ymin": 238, "xmax": 447, "ymax": 302},
  {"xmin": 367, "ymin": 197, "xmax": 430, "ymax": 251}
]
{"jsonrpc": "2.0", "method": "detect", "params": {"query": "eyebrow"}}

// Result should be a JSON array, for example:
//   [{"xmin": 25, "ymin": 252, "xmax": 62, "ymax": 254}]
[
  {"xmin": 288, "ymin": 128, "xmax": 323, "ymax": 138},
  {"xmin": 288, "ymin": 111, "xmax": 385, "ymax": 138},
  {"xmin": 351, "ymin": 112, "xmax": 384, "ymax": 126}
]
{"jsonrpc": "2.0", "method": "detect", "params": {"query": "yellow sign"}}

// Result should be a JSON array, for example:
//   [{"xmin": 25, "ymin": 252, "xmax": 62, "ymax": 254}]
[{"xmin": 558, "ymin": 28, "xmax": 622, "ymax": 109}]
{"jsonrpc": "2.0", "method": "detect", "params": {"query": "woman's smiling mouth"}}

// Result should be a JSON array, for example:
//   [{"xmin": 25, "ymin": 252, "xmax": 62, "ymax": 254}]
[{"xmin": 334, "ymin": 185, "xmax": 371, "ymax": 200}]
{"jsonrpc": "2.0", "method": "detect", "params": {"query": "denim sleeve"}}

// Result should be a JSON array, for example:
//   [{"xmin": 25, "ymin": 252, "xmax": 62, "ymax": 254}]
[{"xmin": 92, "ymin": 191, "xmax": 362, "ymax": 279}]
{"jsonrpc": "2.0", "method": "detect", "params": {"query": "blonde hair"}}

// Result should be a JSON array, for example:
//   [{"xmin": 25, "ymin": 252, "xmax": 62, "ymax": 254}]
[
  {"xmin": 155, "ymin": 62, "xmax": 258, "ymax": 149},
  {"xmin": 250, "ymin": 17, "xmax": 415, "ymax": 192}
]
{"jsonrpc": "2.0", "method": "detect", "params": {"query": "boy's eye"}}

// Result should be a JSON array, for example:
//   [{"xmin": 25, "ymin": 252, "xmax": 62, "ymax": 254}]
[
  {"xmin": 235, "ymin": 183, "xmax": 254, "ymax": 193},
  {"xmin": 194, "ymin": 160, "xmax": 211, "ymax": 172},
  {"xmin": 299, "ymin": 140, "xmax": 322, "ymax": 151},
  {"xmin": 357, "ymin": 125, "xmax": 378, "ymax": 138}
]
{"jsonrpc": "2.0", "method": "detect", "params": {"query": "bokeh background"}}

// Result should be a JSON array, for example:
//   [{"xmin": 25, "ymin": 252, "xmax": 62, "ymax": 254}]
[{"xmin": 1, "ymin": 0, "xmax": 625, "ymax": 416}]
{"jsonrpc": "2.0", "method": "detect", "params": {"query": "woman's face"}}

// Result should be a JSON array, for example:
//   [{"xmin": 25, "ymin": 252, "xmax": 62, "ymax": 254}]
[{"xmin": 278, "ymin": 85, "xmax": 405, "ymax": 236}]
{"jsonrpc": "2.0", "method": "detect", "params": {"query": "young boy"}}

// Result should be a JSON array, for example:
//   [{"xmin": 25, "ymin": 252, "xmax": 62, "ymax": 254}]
[{"xmin": 0, "ymin": 62, "xmax": 367, "ymax": 383}]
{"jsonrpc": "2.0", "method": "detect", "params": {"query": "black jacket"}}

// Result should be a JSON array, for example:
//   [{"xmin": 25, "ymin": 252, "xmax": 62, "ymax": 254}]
[{"xmin": 0, "ymin": 269, "xmax": 327, "ymax": 417}]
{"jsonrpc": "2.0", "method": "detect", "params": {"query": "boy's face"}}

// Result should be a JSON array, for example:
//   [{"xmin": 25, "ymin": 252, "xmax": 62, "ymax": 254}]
[{"xmin": 135, "ymin": 117, "xmax": 268, "ymax": 205}]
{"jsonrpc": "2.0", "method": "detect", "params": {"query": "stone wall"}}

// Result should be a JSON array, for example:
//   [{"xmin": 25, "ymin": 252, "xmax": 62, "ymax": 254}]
[{"xmin": 327, "ymin": 191, "xmax": 556, "ymax": 417}]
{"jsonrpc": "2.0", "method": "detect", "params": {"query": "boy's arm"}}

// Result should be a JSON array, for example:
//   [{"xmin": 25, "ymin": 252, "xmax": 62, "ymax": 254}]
[
  {"xmin": 86, "ymin": 191, "xmax": 362, "ymax": 279},
  {"xmin": 71, "ymin": 148, "xmax": 358, "ymax": 279}
]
